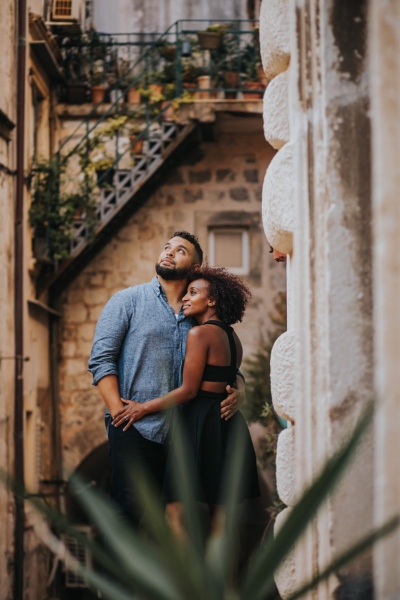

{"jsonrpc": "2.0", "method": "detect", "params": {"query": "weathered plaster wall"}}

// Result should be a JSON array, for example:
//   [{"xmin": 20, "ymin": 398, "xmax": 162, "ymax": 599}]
[
  {"xmin": 370, "ymin": 1, "xmax": 400, "ymax": 596},
  {"xmin": 0, "ymin": 0, "xmax": 17, "ymax": 597},
  {"xmin": 261, "ymin": 0, "xmax": 376, "ymax": 596},
  {"xmin": 57, "ymin": 119, "xmax": 285, "ymax": 476}
]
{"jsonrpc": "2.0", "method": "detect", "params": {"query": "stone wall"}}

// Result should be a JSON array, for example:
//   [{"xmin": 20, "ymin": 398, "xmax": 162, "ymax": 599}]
[{"xmin": 57, "ymin": 116, "xmax": 285, "ymax": 477}]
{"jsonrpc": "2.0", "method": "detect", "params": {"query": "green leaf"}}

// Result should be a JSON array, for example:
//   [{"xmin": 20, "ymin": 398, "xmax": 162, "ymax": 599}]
[
  {"xmin": 241, "ymin": 405, "xmax": 374, "ymax": 600},
  {"xmin": 69, "ymin": 475, "xmax": 189, "ymax": 600}
]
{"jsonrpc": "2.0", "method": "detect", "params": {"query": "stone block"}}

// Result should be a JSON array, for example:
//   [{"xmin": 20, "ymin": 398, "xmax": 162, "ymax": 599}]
[
  {"xmin": 263, "ymin": 70, "xmax": 290, "ymax": 149},
  {"xmin": 243, "ymin": 169, "xmax": 259, "ymax": 183},
  {"xmin": 63, "ymin": 358, "xmax": 88, "ymax": 377},
  {"xmin": 188, "ymin": 170, "xmax": 212, "ymax": 183},
  {"xmin": 271, "ymin": 330, "xmax": 295, "ymax": 422},
  {"xmin": 82, "ymin": 287, "xmax": 110, "ymax": 306},
  {"xmin": 63, "ymin": 303, "xmax": 88, "ymax": 324},
  {"xmin": 88, "ymin": 304, "xmax": 105, "ymax": 323},
  {"xmin": 229, "ymin": 187, "xmax": 249, "ymax": 201},
  {"xmin": 260, "ymin": 0, "xmax": 290, "ymax": 80},
  {"xmin": 216, "ymin": 168, "xmax": 236, "ymax": 182},
  {"xmin": 184, "ymin": 189, "xmax": 203, "ymax": 203},
  {"xmin": 262, "ymin": 142, "xmax": 294, "ymax": 254},
  {"xmin": 79, "ymin": 323, "xmax": 96, "ymax": 342},
  {"xmin": 274, "ymin": 507, "xmax": 297, "ymax": 598},
  {"xmin": 276, "ymin": 426, "xmax": 297, "ymax": 506}
]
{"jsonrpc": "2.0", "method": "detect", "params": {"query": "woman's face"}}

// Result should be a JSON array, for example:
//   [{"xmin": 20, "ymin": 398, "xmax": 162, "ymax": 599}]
[{"xmin": 182, "ymin": 279, "xmax": 214, "ymax": 318}]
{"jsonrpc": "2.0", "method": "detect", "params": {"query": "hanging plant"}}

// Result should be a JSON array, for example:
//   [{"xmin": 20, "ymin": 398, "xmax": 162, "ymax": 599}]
[{"xmin": 29, "ymin": 158, "xmax": 97, "ymax": 263}]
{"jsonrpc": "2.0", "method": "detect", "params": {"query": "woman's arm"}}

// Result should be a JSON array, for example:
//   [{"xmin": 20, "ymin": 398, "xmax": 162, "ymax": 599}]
[{"xmin": 113, "ymin": 327, "xmax": 208, "ymax": 429}]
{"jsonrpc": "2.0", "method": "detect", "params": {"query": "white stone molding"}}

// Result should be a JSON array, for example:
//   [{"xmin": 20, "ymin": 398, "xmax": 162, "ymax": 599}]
[
  {"xmin": 259, "ymin": 0, "xmax": 290, "ymax": 81},
  {"xmin": 263, "ymin": 69, "xmax": 290, "ymax": 149},
  {"xmin": 262, "ymin": 142, "xmax": 294, "ymax": 254},
  {"xmin": 276, "ymin": 425, "xmax": 296, "ymax": 507},
  {"xmin": 270, "ymin": 329, "xmax": 295, "ymax": 423},
  {"xmin": 274, "ymin": 507, "xmax": 297, "ymax": 599}
]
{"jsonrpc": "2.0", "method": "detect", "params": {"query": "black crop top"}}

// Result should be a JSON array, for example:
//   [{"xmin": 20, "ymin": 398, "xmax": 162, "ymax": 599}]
[{"xmin": 201, "ymin": 320, "xmax": 237, "ymax": 387}]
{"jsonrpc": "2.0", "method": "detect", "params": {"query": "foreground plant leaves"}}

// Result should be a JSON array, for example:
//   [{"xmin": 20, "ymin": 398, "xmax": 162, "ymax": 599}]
[{"xmin": 3, "ymin": 403, "xmax": 399, "ymax": 599}]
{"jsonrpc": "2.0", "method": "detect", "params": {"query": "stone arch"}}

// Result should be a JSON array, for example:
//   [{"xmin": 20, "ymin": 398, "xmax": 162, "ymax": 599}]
[{"xmin": 64, "ymin": 442, "xmax": 111, "ymax": 524}]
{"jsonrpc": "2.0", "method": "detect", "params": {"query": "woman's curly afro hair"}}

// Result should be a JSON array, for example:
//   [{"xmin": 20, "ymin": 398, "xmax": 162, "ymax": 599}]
[{"xmin": 187, "ymin": 265, "xmax": 252, "ymax": 325}]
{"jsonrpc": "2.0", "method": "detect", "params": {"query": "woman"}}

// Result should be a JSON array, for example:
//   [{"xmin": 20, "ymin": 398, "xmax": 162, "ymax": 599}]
[{"xmin": 112, "ymin": 266, "xmax": 260, "ymax": 528}]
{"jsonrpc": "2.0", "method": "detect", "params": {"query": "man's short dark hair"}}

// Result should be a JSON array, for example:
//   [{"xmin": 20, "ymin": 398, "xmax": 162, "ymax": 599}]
[{"xmin": 172, "ymin": 231, "xmax": 203, "ymax": 265}]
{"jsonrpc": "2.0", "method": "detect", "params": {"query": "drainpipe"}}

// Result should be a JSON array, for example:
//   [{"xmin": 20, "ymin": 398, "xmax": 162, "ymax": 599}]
[{"xmin": 14, "ymin": 0, "xmax": 27, "ymax": 597}]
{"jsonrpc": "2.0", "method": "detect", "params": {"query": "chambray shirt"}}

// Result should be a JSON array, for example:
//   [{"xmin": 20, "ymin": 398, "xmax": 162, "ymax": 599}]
[{"xmin": 88, "ymin": 277, "xmax": 195, "ymax": 443}]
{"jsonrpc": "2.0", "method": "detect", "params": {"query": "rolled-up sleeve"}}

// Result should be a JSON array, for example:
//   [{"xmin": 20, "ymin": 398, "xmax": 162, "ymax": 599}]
[{"xmin": 88, "ymin": 291, "xmax": 132, "ymax": 385}]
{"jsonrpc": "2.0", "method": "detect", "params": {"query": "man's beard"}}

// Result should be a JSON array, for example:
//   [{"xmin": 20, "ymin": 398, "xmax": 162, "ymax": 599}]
[{"xmin": 155, "ymin": 262, "xmax": 192, "ymax": 281}]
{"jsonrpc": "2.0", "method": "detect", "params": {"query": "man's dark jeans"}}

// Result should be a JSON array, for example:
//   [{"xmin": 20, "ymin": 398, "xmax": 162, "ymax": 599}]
[{"xmin": 105, "ymin": 414, "xmax": 167, "ymax": 529}]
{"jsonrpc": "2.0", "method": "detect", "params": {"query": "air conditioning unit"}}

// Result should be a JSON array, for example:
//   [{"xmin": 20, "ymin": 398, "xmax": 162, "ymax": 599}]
[
  {"xmin": 62, "ymin": 526, "xmax": 93, "ymax": 588},
  {"xmin": 52, "ymin": 0, "xmax": 81, "ymax": 21}
]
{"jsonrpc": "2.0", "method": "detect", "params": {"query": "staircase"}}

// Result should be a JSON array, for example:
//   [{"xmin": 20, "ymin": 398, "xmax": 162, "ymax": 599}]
[
  {"xmin": 42, "ymin": 19, "xmax": 262, "ymax": 296},
  {"xmin": 69, "ymin": 120, "xmax": 195, "ymax": 258}
]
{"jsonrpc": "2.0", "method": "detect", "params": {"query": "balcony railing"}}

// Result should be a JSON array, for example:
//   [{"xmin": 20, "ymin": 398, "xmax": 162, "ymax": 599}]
[{"xmin": 59, "ymin": 20, "xmax": 266, "ymax": 104}]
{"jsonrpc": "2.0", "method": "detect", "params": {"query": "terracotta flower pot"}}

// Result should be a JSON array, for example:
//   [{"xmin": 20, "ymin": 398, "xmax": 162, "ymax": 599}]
[
  {"xmin": 224, "ymin": 71, "xmax": 238, "ymax": 98},
  {"xmin": 241, "ymin": 81, "xmax": 263, "ymax": 100},
  {"xmin": 130, "ymin": 136, "xmax": 144, "ymax": 155},
  {"xmin": 91, "ymin": 85, "xmax": 107, "ymax": 104},
  {"xmin": 197, "ymin": 31, "xmax": 223, "ymax": 50},
  {"xmin": 127, "ymin": 87, "xmax": 141, "ymax": 104},
  {"xmin": 161, "ymin": 101, "xmax": 175, "ymax": 122},
  {"xmin": 257, "ymin": 66, "xmax": 268, "ymax": 87},
  {"xmin": 197, "ymin": 75, "xmax": 211, "ymax": 99}
]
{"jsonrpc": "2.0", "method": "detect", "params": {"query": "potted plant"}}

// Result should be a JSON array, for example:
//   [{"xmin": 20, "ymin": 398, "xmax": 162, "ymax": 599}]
[
  {"xmin": 157, "ymin": 40, "xmax": 176, "ymax": 62},
  {"xmin": 197, "ymin": 24, "xmax": 225, "ymax": 50},
  {"xmin": 29, "ymin": 158, "xmax": 96, "ymax": 262},
  {"xmin": 90, "ymin": 60, "xmax": 107, "ymax": 103},
  {"xmin": 195, "ymin": 66, "xmax": 214, "ymax": 100},
  {"xmin": 92, "ymin": 156, "xmax": 115, "ymax": 187}
]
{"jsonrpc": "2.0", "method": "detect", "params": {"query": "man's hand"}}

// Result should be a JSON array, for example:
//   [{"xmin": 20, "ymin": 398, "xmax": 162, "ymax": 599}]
[
  {"xmin": 112, "ymin": 399, "xmax": 148, "ymax": 431},
  {"xmin": 220, "ymin": 376, "xmax": 246, "ymax": 421}
]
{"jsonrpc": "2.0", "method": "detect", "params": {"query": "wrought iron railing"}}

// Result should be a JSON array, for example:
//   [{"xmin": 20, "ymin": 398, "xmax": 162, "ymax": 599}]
[{"xmin": 32, "ymin": 20, "xmax": 265, "ymax": 266}]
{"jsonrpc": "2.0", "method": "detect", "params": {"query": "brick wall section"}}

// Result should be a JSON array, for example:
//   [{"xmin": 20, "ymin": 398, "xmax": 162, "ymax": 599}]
[{"xmin": 58, "ymin": 120, "xmax": 285, "ymax": 475}]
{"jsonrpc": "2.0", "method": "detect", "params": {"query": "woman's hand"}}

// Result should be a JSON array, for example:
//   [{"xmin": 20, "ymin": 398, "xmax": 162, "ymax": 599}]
[{"xmin": 112, "ymin": 399, "xmax": 148, "ymax": 431}]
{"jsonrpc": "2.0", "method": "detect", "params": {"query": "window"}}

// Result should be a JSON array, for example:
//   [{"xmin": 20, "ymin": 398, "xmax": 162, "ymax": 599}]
[{"xmin": 209, "ymin": 229, "xmax": 250, "ymax": 275}]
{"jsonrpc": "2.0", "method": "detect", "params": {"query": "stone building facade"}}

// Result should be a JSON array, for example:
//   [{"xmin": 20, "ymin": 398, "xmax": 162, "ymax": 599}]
[
  {"xmin": 0, "ymin": 1, "xmax": 86, "ymax": 598},
  {"xmin": 260, "ymin": 0, "xmax": 400, "ymax": 597},
  {"xmin": 57, "ymin": 113, "xmax": 285, "ymax": 478}
]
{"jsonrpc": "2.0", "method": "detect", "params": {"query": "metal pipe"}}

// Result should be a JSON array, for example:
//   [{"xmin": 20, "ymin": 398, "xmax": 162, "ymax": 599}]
[{"xmin": 14, "ymin": 0, "xmax": 27, "ymax": 596}]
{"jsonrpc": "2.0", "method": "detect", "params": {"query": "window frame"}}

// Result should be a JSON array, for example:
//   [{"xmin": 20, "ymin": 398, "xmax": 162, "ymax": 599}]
[{"xmin": 208, "ymin": 228, "xmax": 250, "ymax": 275}]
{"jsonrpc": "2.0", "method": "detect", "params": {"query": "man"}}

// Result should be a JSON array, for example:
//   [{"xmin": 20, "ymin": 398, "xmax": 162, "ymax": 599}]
[{"xmin": 88, "ymin": 231, "xmax": 243, "ymax": 525}]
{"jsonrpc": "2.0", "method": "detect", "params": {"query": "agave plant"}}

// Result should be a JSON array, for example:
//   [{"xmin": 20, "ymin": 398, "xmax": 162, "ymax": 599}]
[{"xmin": 8, "ymin": 405, "xmax": 398, "ymax": 600}]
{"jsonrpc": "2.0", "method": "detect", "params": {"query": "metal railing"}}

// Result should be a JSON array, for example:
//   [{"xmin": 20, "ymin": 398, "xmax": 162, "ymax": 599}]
[{"xmin": 33, "ymin": 20, "xmax": 265, "ymax": 265}]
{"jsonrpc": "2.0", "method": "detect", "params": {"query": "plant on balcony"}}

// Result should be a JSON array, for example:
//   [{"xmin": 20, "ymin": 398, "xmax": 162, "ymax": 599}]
[
  {"xmin": 29, "ymin": 158, "xmax": 96, "ymax": 262},
  {"xmin": 197, "ymin": 23, "xmax": 225, "ymax": 50}
]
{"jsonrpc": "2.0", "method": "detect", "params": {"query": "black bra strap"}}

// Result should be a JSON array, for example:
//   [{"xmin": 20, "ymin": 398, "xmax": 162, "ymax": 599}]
[{"xmin": 204, "ymin": 320, "xmax": 237, "ymax": 386}]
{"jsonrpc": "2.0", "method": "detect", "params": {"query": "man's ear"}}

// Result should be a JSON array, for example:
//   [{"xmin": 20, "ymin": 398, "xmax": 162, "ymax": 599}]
[{"xmin": 192, "ymin": 264, "xmax": 201, "ymax": 271}]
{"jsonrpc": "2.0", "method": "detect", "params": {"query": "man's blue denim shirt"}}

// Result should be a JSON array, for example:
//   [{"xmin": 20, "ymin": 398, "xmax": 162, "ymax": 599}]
[{"xmin": 88, "ymin": 277, "xmax": 194, "ymax": 443}]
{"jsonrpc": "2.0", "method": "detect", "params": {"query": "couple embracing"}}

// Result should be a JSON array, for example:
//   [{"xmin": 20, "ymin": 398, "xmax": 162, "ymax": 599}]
[{"xmin": 88, "ymin": 231, "xmax": 260, "ymax": 536}]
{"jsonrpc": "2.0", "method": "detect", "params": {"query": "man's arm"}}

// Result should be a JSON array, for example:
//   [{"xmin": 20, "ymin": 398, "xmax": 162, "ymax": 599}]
[
  {"xmin": 97, "ymin": 375, "xmax": 125, "ymax": 418},
  {"xmin": 221, "ymin": 374, "xmax": 246, "ymax": 421},
  {"xmin": 88, "ymin": 290, "xmax": 131, "ymax": 386}
]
